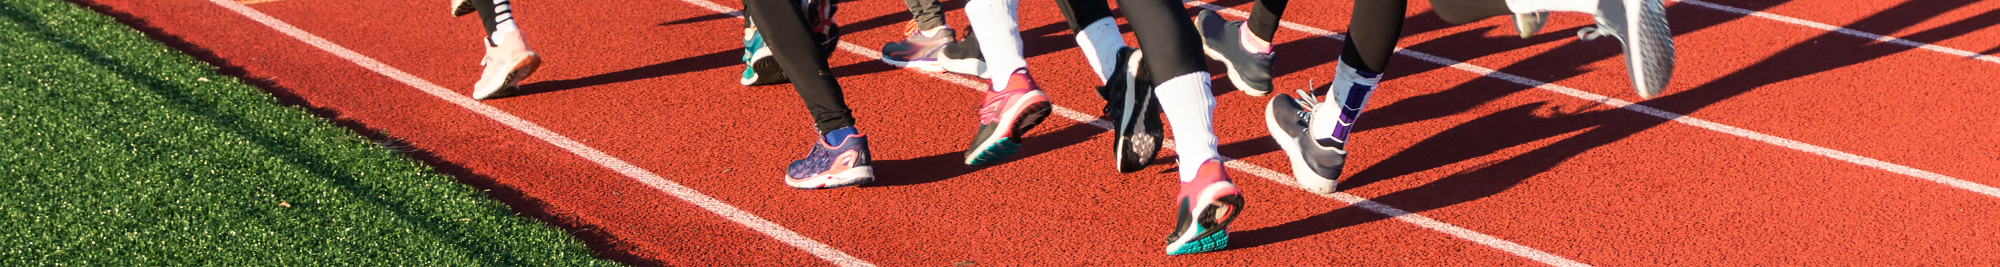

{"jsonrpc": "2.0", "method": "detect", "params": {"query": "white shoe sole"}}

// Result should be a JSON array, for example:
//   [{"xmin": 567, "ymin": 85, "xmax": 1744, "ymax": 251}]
[
  {"xmin": 473, "ymin": 52, "xmax": 540, "ymax": 100},
  {"xmin": 1264, "ymin": 95, "xmax": 1336, "ymax": 194},
  {"xmin": 785, "ymin": 167, "xmax": 874, "ymax": 189}
]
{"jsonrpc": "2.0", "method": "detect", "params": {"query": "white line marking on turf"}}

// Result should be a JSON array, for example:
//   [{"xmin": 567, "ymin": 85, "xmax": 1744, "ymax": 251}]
[
  {"xmin": 681, "ymin": 0, "xmax": 1588, "ymax": 265},
  {"xmin": 1673, "ymin": 0, "xmax": 2000, "ymax": 64},
  {"xmin": 201, "ymin": 0, "xmax": 875, "ymax": 266},
  {"xmin": 1188, "ymin": 0, "xmax": 2000, "ymax": 200}
]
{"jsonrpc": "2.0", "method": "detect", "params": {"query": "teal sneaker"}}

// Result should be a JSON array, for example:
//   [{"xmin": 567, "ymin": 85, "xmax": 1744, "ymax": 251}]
[
  {"xmin": 740, "ymin": 27, "xmax": 788, "ymax": 86},
  {"xmin": 1165, "ymin": 159, "xmax": 1245, "ymax": 255}
]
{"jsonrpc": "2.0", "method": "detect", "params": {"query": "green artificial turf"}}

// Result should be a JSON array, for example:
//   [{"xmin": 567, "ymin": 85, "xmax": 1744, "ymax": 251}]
[{"xmin": 0, "ymin": 0, "xmax": 621, "ymax": 265}]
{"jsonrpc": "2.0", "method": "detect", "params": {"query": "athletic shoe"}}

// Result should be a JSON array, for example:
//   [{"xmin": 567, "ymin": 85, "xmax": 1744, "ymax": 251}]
[
  {"xmin": 739, "ymin": 1, "xmax": 842, "ymax": 87},
  {"xmin": 798, "ymin": 0, "xmax": 842, "ymax": 59},
  {"xmin": 963, "ymin": 68, "xmax": 1054, "ymax": 165},
  {"xmin": 740, "ymin": 27, "xmax": 788, "ymax": 86},
  {"xmin": 1164, "ymin": 158, "xmax": 1245, "ymax": 255},
  {"xmin": 1578, "ymin": 0, "xmax": 1674, "ymax": 98},
  {"xmin": 450, "ymin": 0, "xmax": 475, "ymax": 17},
  {"xmin": 1273, "ymin": 60, "xmax": 1379, "ymax": 193},
  {"xmin": 1095, "ymin": 48, "xmax": 1162, "ymax": 173},
  {"xmin": 1263, "ymin": 91, "xmax": 1340, "ymax": 194},
  {"xmin": 932, "ymin": 41, "xmax": 989, "ymax": 78},
  {"xmin": 881, "ymin": 24, "xmax": 985, "ymax": 77},
  {"xmin": 472, "ymin": 30, "xmax": 542, "ymax": 100},
  {"xmin": 1194, "ymin": 9, "xmax": 1274, "ymax": 96},
  {"xmin": 1513, "ymin": 11, "xmax": 1549, "ymax": 39},
  {"xmin": 785, "ymin": 127, "xmax": 875, "ymax": 189}
]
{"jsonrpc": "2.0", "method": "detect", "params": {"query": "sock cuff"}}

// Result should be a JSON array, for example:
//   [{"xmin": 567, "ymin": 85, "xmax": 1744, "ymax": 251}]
[
  {"xmin": 1155, "ymin": 72, "xmax": 1219, "ymax": 183},
  {"xmin": 1075, "ymin": 17, "xmax": 1124, "ymax": 84},
  {"xmin": 965, "ymin": 0, "xmax": 1025, "ymax": 80},
  {"xmin": 1334, "ymin": 60, "xmax": 1380, "ymax": 85},
  {"xmin": 823, "ymin": 126, "xmax": 857, "ymax": 146}
]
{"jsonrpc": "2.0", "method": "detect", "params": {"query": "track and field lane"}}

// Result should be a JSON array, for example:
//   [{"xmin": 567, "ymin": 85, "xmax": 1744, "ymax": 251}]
[
  {"xmin": 1189, "ymin": 0, "xmax": 2000, "ymax": 192},
  {"xmin": 94, "ymin": 0, "xmax": 1552, "ymax": 263},
  {"xmin": 86, "ymin": 0, "xmax": 2000, "ymax": 264},
  {"xmin": 1680, "ymin": 0, "xmax": 2000, "ymax": 60},
  {"xmin": 75, "ymin": 0, "xmax": 854, "ymax": 265},
  {"xmin": 1187, "ymin": 0, "xmax": 2000, "ymax": 263}
]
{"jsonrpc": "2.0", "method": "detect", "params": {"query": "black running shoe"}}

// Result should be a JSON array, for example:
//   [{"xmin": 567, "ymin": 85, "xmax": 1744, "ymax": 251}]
[
  {"xmin": 1194, "ymin": 9, "xmax": 1274, "ymax": 96},
  {"xmin": 1096, "ymin": 48, "xmax": 1163, "ymax": 173},
  {"xmin": 1264, "ymin": 93, "xmax": 1339, "ymax": 194}
]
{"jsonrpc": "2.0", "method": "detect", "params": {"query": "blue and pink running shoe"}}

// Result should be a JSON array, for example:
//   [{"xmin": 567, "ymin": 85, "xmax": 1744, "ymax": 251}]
[
  {"xmin": 881, "ymin": 24, "xmax": 986, "ymax": 78},
  {"xmin": 1165, "ymin": 159, "xmax": 1245, "ymax": 255},
  {"xmin": 785, "ymin": 127, "xmax": 874, "ymax": 189},
  {"xmin": 963, "ymin": 68, "xmax": 1052, "ymax": 165}
]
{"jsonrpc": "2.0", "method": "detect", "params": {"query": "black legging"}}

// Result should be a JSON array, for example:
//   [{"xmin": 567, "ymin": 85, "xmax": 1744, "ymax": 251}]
[
  {"xmin": 743, "ymin": 0, "xmax": 856, "ymax": 133},
  {"xmin": 1054, "ymin": 0, "xmax": 1207, "ymax": 85},
  {"xmin": 1236, "ymin": 0, "xmax": 1513, "ymax": 73},
  {"xmin": 469, "ymin": 0, "xmax": 509, "ymax": 34}
]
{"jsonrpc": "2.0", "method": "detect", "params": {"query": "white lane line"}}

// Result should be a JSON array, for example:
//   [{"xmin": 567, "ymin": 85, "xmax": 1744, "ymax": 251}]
[
  {"xmin": 201, "ymin": 0, "xmax": 875, "ymax": 266},
  {"xmin": 1674, "ymin": 0, "xmax": 2000, "ymax": 64},
  {"xmin": 1186, "ymin": 0, "xmax": 2000, "ymax": 199},
  {"xmin": 683, "ymin": 0, "xmax": 1589, "ymax": 265}
]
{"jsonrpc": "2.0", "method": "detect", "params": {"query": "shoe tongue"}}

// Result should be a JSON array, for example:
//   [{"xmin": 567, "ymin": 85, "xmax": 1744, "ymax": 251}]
[{"xmin": 823, "ymin": 127, "xmax": 857, "ymax": 147}]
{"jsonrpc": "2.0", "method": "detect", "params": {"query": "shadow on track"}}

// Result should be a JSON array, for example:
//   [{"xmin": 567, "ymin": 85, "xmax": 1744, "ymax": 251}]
[
  {"xmin": 870, "ymin": 121, "xmax": 1111, "ymax": 186},
  {"xmin": 660, "ymin": 12, "xmax": 737, "ymax": 27},
  {"xmin": 1226, "ymin": 0, "xmax": 1994, "ymax": 250},
  {"xmin": 503, "ymin": 49, "xmax": 739, "ymax": 99}
]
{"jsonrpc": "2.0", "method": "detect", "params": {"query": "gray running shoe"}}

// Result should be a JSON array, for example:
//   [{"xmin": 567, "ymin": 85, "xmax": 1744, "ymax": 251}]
[
  {"xmin": 1513, "ymin": 11, "xmax": 1549, "ymax": 39},
  {"xmin": 1578, "ymin": 0, "xmax": 1674, "ymax": 98}
]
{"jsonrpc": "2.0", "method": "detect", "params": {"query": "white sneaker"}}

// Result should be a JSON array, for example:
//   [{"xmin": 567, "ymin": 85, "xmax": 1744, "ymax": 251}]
[
  {"xmin": 1579, "ymin": 0, "xmax": 1674, "ymax": 98},
  {"xmin": 472, "ymin": 30, "xmax": 541, "ymax": 100}
]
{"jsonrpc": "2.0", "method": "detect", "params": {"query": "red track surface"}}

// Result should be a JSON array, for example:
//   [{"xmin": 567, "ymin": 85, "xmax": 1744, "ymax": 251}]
[{"xmin": 79, "ymin": 0, "xmax": 2000, "ymax": 265}]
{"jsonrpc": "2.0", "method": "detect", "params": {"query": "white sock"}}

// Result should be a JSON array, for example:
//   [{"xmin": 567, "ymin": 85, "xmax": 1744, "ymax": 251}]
[
  {"xmin": 492, "ymin": 0, "xmax": 519, "ymax": 32},
  {"xmin": 1506, "ymin": 0, "xmax": 1599, "ymax": 14},
  {"xmin": 1073, "ymin": 17, "xmax": 1126, "ymax": 84},
  {"xmin": 1155, "ymin": 72, "xmax": 1218, "ymax": 183},
  {"xmin": 1308, "ymin": 60, "xmax": 1380, "ymax": 143},
  {"xmin": 486, "ymin": 0, "xmax": 521, "ymax": 46},
  {"xmin": 965, "ymin": 0, "xmax": 1025, "ymax": 90}
]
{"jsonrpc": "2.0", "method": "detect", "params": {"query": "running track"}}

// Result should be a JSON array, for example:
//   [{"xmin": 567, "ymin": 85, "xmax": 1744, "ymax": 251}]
[{"xmin": 73, "ymin": 0, "xmax": 2000, "ymax": 265}]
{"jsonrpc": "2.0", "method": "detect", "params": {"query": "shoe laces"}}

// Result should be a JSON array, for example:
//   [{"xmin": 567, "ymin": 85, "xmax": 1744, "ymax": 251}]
[
  {"xmin": 1288, "ymin": 79, "xmax": 1324, "ymax": 135},
  {"xmin": 1292, "ymin": 79, "xmax": 1321, "ymax": 114}
]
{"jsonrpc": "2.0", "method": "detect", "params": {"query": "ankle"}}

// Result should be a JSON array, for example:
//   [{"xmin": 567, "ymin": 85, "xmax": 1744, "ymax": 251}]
[
  {"xmin": 822, "ymin": 126, "xmax": 857, "ymax": 146},
  {"xmin": 1237, "ymin": 23, "xmax": 1272, "ymax": 54}
]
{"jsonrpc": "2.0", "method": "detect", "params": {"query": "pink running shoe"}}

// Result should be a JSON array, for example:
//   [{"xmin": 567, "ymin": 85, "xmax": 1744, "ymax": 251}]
[
  {"xmin": 962, "ymin": 68, "xmax": 1052, "ymax": 165},
  {"xmin": 1165, "ymin": 159, "xmax": 1245, "ymax": 255}
]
